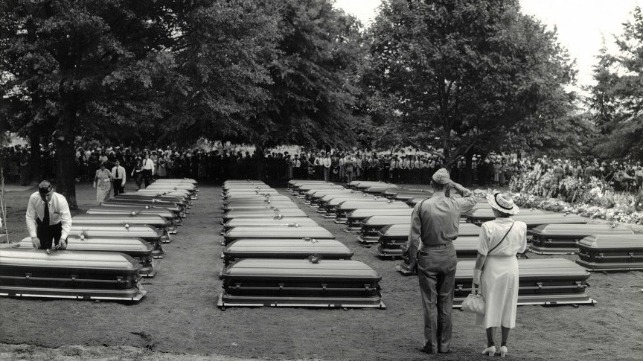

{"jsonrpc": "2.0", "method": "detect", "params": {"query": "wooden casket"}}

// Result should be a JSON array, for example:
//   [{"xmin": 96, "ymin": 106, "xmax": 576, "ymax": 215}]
[
  {"xmin": 576, "ymin": 234, "xmax": 643, "ymax": 271},
  {"xmin": 72, "ymin": 214, "xmax": 175, "ymax": 234},
  {"xmin": 222, "ymin": 209, "xmax": 308, "ymax": 223},
  {"xmin": 346, "ymin": 208, "xmax": 414, "ymax": 232},
  {"xmin": 368, "ymin": 222, "xmax": 481, "ymax": 245},
  {"xmin": 222, "ymin": 217, "xmax": 319, "ymax": 233},
  {"xmin": 86, "ymin": 207, "xmax": 181, "ymax": 226},
  {"xmin": 68, "ymin": 225, "xmax": 165, "ymax": 258},
  {"xmin": 0, "ymin": 248, "xmax": 146, "ymax": 301},
  {"xmin": 358, "ymin": 216, "xmax": 412, "ymax": 242},
  {"xmin": 218, "ymin": 259, "xmax": 385, "ymax": 309},
  {"xmin": 222, "ymin": 239, "xmax": 353, "ymax": 266},
  {"xmin": 379, "ymin": 236, "xmax": 480, "ymax": 259},
  {"xmin": 530, "ymin": 223, "xmax": 634, "ymax": 254},
  {"xmin": 18, "ymin": 237, "xmax": 156, "ymax": 277},
  {"xmin": 333, "ymin": 200, "xmax": 410, "ymax": 223},
  {"xmin": 453, "ymin": 259, "xmax": 595, "ymax": 307},
  {"xmin": 465, "ymin": 208, "xmax": 548, "ymax": 225},
  {"xmin": 223, "ymin": 227, "xmax": 334, "ymax": 245}
]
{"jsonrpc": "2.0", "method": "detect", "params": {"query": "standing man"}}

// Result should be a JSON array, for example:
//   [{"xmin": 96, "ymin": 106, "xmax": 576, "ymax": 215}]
[
  {"xmin": 111, "ymin": 159, "xmax": 127, "ymax": 196},
  {"xmin": 25, "ymin": 180, "xmax": 72, "ymax": 250},
  {"xmin": 142, "ymin": 153, "xmax": 155, "ymax": 188},
  {"xmin": 407, "ymin": 168, "xmax": 477, "ymax": 354}
]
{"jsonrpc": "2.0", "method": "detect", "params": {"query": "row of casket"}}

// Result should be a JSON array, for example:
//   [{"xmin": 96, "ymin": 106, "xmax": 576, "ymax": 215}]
[
  {"xmin": 0, "ymin": 178, "xmax": 197, "ymax": 303},
  {"xmin": 218, "ymin": 180, "xmax": 385, "ymax": 309}
]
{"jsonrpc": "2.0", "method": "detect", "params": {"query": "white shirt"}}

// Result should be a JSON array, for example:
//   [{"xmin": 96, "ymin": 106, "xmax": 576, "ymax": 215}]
[
  {"xmin": 143, "ymin": 158, "xmax": 155, "ymax": 173},
  {"xmin": 25, "ymin": 192, "xmax": 72, "ymax": 240},
  {"xmin": 111, "ymin": 165, "xmax": 127, "ymax": 185}
]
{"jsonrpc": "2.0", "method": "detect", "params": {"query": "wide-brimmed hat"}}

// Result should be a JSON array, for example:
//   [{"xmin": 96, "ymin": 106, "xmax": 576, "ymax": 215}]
[{"xmin": 486, "ymin": 192, "xmax": 519, "ymax": 215}]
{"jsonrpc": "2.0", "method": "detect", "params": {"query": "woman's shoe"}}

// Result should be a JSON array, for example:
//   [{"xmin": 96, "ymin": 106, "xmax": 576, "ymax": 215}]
[
  {"xmin": 500, "ymin": 345, "xmax": 508, "ymax": 357},
  {"xmin": 481, "ymin": 346, "xmax": 496, "ymax": 356}
]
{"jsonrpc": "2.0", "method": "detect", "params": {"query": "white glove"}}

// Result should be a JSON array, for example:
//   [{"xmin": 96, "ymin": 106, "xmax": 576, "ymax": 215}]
[{"xmin": 473, "ymin": 269, "xmax": 482, "ymax": 286}]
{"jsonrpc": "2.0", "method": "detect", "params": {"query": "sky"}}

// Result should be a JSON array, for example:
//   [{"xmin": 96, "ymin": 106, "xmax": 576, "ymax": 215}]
[{"xmin": 334, "ymin": 0, "xmax": 643, "ymax": 88}]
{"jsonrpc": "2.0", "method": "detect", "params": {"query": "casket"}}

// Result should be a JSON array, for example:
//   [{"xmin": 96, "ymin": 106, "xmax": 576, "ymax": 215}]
[
  {"xmin": 294, "ymin": 184, "xmax": 345, "ymax": 196},
  {"xmin": 453, "ymin": 259, "xmax": 595, "ymax": 307},
  {"xmin": 307, "ymin": 189, "xmax": 356, "ymax": 205},
  {"xmin": 369, "ymin": 223, "xmax": 481, "ymax": 245},
  {"xmin": 511, "ymin": 213, "xmax": 587, "ymax": 230},
  {"xmin": 465, "ymin": 208, "xmax": 548, "ymax": 225},
  {"xmin": 576, "ymin": 234, "xmax": 643, "ymax": 271},
  {"xmin": 0, "ymin": 248, "xmax": 146, "ymax": 301},
  {"xmin": 218, "ymin": 259, "xmax": 385, "ymax": 308},
  {"xmin": 86, "ymin": 207, "xmax": 181, "ymax": 226},
  {"xmin": 155, "ymin": 178, "xmax": 197, "ymax": 184},
  {"xmin": 363, "ymin": 185, "xmax": 399, "ymax": 195},
  {"xmin": 393, "ymin": 192, "xmax": 433, "ymax": 202},
  {"xmin": 223, "ymin": 203, "xmax": 300, "ymax": 213},
  {"xmin": 222, "ymin": 209, "xmax": 308, "ymax": 223},
  {"xmin": 67, "ymin": 224, "xmax": 165, "ymax": 258},
  {"xmin": 72, "ymin": 214, "xmax": 174, "ymax": 234},
  {"xmin": 116, "ymin": 193, "xmax": 190, "ymax": 204},
  {"xmin": 530, "ymin": 223, "xmax": 634, "ymax": 254},
  {"xmin": 379, "ymin": 236, "xmax": 480, "ymax": 259},
  {"xmin": 316, "ymin": 194, "xmax": 371, "ymax": 211},
  {"xmin": 347, "ymin": 181, "xmax": 395, "ymax": 191},
  {"xmin": 223, "ymin": 195, "xmax": 292, "ymax": 205},
  {"xmin": 18, "ymin": 237, "xmax": 156, "ymax": 277},
  {"xmin": 333, "ymin": 200, "xmax": 410, "ymax": 223},
  {"xmin": 358, "ymin": 216, "xmax": 412, "ymax": 242},
  {"xmin": 102, "ymin": 197, "xmax": 183, "ymax": 210},
  {"xmin": 222, "ymin": 239, "xmax": 353, "ymax": 266},
  {"xmin": 346, "ymin": 208, "xmax": 414, "ymax": 232},
  {"xmin": 99, "ymin": 200, "xmax": 183, "ymax": 217},
  {"xmin": 222, "ymin": 217, "xmax": 319, "ymax": 233},
  {"xmin": 223, "ymin": 227, "xmax": 334, "ymax": 245},
  {"xmin": 223, "ymin": 189, "xmax": 280, "ymax": 197}
]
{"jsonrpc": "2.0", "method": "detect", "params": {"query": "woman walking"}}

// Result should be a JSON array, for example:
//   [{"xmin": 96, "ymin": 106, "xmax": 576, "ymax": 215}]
[
  {"xmin": 473, "ymin": 192, "xmax": 527, "ymax": 357},
  {"xmin": 93, "ymin": 162, "xmax": 113, "ymax": 203}
]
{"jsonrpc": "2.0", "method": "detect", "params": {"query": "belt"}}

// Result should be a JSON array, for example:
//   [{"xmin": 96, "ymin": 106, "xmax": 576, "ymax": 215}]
[{"xmin": 419, "ymin": 244, "xmax": 449, "ymax": 255}]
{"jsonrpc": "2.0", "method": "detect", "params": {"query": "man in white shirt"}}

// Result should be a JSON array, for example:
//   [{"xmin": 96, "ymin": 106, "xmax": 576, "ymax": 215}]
[
  {"xmin": 25, "ymin": 180, "xmax": 72, "ymax": 250},
  {"xmin": 142, "ymin": 153, "xmax": 155, "ymax": 188},
  {"xmin": 111, "ymin": 159, "xmax": 127, "ymax": 196}
]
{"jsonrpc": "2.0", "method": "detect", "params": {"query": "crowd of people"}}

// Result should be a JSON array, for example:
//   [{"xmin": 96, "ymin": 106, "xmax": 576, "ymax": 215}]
[{"xmin": 2, "ymin": 143, "xmax": 643, "ymax": 195}]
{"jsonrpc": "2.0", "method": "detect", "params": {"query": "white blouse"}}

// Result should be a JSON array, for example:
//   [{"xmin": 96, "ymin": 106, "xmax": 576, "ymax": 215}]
[{"xmin": 477, "ymin": 218, "xmax": 527, "ymax": 256}]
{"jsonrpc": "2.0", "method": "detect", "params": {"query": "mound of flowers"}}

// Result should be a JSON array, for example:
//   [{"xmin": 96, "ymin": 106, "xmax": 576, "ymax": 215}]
[{"xmin": 508, "ymin": 175, "xmax": 643, "ymax": 225}]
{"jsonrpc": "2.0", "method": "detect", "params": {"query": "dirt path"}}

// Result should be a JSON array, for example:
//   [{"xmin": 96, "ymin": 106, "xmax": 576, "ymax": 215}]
[{"xmin": 1, "ymin": 183, "xmax": 642, "ymax": 361}]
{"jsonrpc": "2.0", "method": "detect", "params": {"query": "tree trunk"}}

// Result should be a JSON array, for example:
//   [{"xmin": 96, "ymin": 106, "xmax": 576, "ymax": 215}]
[
  {"xmin": 464, "ymin": 148, "xmax": 474, "ymax": 186},
  {"xmin": 55, "ymin": 100, "xmax": 78, "ymax": 209},
  {"xmin": 29, "ymin": 130, "xmax": 41, "ymax": 182}
]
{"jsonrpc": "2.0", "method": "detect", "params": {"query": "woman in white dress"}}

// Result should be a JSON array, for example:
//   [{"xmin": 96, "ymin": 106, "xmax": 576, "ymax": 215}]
[
  {"xmin": 473, "ymin": 192, "xmax": 527, "ymax": 357},
  {"xmin": 94, "ymin": 162, "xmax": 113, "ymax": 203}
]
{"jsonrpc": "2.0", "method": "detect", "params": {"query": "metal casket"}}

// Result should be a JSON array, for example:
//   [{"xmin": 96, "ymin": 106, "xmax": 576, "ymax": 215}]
[
  {"xmin": 576, "ymin": 234, "xmax": 643, "ymax": 271},
  {"xmin": 72, "ymin": 214, "xmax": 174, "ymax": 234},
  {"xmin": 68, "ymin": 224, "xmax": 165, "ymax": 258},
  {"xmin": 333, "ymin": 200, "xmax": 410, "ymax": 223},
  {"xmin": 465, "ymin": 208, "xmax": 548, "ymax": 225},
  {"xmin": 453, "ymin": 258, "xmax": 595, "ymax": 307},
  {"xmin": 99, "ymin": 200, "xmax": 183, "ymax": 216},
  {"xmin": 222, "ymin": 217, "xmax": 319, "ymax": 233},
  {"xmin": 346, "ymin": 208, "xmax": 414, "ymax": 231},
  {"xmin": 372, "ymin": 223, "xmax": 481, "ymax": 245},
  {"xmin": 223, "ymin": 227, "xmax": 334, "ymax": 245},
  {"xmin": 358, "ymin": 216, "xmax": 412, "ymax": 242},
  {"xmin": 223, "ymin": 203, "xmax": 299, "ymax": 213},
  {"xmin": 0, "ymin": 248, "xmax": 146, "ymax": 301},
  {"xmin": 379, "ymin": 236, "xmax": 479, "ymax": 259},
  {"xmin": 512, "ymin": 213, "xmax": 587, "ymax": 230},
  {"xmin": 86, "ymin": 207, "xmax": 181, "ymax": 226},
  {"xmin": 222, "ymin": 239, "xmax": 353, "ymax": 266},
  {"xmin": 18, "ymin": 236, "xmax": 156, "ymax": 277},
  {"xmin": 530, "ymin": 223, "xmax": 634, "ymax": 254},
  {"xmin": 218, "ymin": 259, "xmax": 385, "ymax": 309},
  {"xmin": 222, "ymin": 209, "xmax": 308, "ymax": 222}
]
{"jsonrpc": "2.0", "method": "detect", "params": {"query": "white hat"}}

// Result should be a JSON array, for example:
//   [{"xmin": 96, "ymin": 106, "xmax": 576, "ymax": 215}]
[{"xmin": 486, "ymin": 192, "xmax": 519, "ymax": 215}]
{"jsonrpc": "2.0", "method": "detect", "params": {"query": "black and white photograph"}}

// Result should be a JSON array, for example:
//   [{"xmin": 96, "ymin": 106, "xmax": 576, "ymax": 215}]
[{"xmin": 1, "ymin": 0, "xmax": 642, "ymax": 360}]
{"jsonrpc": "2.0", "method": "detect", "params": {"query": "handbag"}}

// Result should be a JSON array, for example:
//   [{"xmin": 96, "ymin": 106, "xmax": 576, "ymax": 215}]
[
  {"xmin": 461, "ymin": 283, "xmax": 485, "ymax": 315},
  {"xmin": 462, "ymin": 222, "xmax": 515, "ymax": 315}
]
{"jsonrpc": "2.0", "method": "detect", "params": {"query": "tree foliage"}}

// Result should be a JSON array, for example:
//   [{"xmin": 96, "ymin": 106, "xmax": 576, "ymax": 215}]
[
  {"xmin": 363, "ymin": 0, "xmax": 577, "ymax": 165},
  {"xmin": 588, "ymin": 7, "xmax": 643, "ymax": 160}
]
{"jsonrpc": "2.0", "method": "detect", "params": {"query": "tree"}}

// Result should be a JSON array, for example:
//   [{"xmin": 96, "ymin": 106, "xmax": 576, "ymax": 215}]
[
  {"xmin": 587, "ymin": 7, "xmax": 643, "ymax": 160},
  {"xmin": 0, "ymin": 0, "xmax": 184, "ymax": 207},
  {"xmin": 363, "ymin": 0, "xmax": 577, "ymax": 167}
]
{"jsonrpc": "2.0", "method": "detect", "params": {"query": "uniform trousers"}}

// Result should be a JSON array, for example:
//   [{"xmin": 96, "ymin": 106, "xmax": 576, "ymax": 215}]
[{"xmin": 417, "ymin": 244, "xmax": 457, "ymax": 353}]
